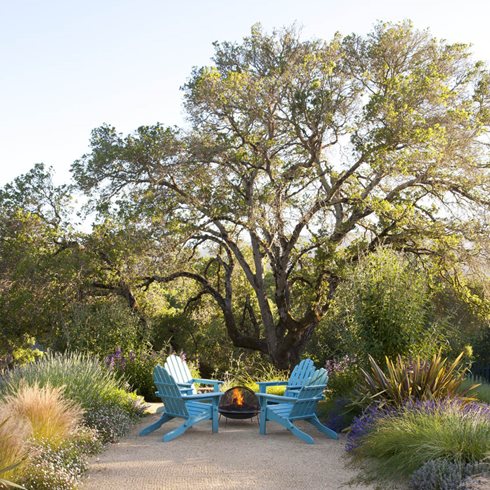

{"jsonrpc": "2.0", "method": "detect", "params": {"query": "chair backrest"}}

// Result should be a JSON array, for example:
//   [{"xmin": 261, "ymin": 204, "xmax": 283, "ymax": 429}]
[
  {"xmin": 289, "ymin": 368, "xmax": 328, "ymax": 419},
  {"xmin": 286, "ymin": 358, "xmax": 316, "ymax": 392},
  {"xmin": 153, "ymin": 365, "xmax": 189, "ymax": 418},
  {"xmin": 164, "ymin": 354, "xmax": 196, "ymax": 394}
]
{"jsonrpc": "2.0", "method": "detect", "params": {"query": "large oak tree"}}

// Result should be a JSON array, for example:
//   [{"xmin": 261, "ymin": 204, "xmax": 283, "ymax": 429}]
[{"xmin": 72, "ymin": 22, "xmax": 490, "ymax": 368}]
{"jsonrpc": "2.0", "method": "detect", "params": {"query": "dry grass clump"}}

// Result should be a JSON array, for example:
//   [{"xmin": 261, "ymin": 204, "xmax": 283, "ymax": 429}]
[
  {"xmin": 3, "ymin": 383, "xmax": 84, "ymax": 447},
  {"xmin": 0, "ymin": 406, "xmax": 31, "ymax": 482}
]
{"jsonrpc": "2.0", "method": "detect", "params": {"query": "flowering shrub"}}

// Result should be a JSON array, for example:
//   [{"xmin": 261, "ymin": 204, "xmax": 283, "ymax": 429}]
[
  {"xmin": 83, "ymin": 405, "xmax": 134, "ymax": 444},
  {"xmin": 105, "ymin": 347, "xmax": 168, "ymax": 402},
  {"xmin": 69, "ymin": 425, "xmax": 103, "ymax": 456},
  {"xmin": 20, "ymin": 441, "xmax": 88, "ymax": 490},
  {"xmin": 324, "ymin": 355, "xmax": 360, "ymax": 398},
  {"xmin": 1, "ymin": 352, "xmax": 139, "ymax": 416},
  {"xmin": 347, "ymin": 398, "xmax": 490, "ymax": 479}
]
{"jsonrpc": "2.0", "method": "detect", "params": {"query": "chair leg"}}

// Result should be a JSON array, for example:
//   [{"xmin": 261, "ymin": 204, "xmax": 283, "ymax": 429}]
[
  {"xmin": 139, "ymin": 413, "xmax": 173, "ymax": 436},
  {"xmin": 162, "ymin": 421, "xmax": 190, "ymax": 442},
  {"xmin": 307, "ymin": 415, "xmax": 339, "ymax": 440},
  {"xmin": 259, "ymin": 408, "xmax": 267, "ymax": 435},
  {"xmin": 212, "ymin": 406, "xmax": 219, "ymax": 433},
  {"xmin": 288, "ymin": 421, "xmax": 315, "ymax": 444}
]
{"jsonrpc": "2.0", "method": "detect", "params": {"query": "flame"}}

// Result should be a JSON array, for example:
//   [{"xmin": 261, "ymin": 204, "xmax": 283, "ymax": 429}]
[{"xmin": 232, "ymin": 388, "xmax": 244, "ymax": 407}]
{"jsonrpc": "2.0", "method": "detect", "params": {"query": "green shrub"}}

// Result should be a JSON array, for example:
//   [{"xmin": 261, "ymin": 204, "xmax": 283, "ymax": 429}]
[
  {"xmin": 460, "ymin": 379, "xmax": 490, "ymax": 404},
  {"xmin": 353, "ymin": 399, "xmax": 490, "ymax": 479},
  {"xmin": 68, "ymin": 425, "xmax": 102, "ymax": 456},
  {"xmin": 105, "ymin": 346, "xmax": 172, "ymax": 402},
  {"xmin": 309, "ymin": 248, "xmax": 444, "ymax": 366},
  {"xmin": 19, "ymin": 441, "xmax": 88, "ymax": 490},
  {"xmin": 83, "ymin": 405, "xmax": 134, "ymax": 444},
  {"xmin": 62, "ymin": 299, "xmax": 147, "ymax": 357},
  {"xmin": 219, "ymin": 354, "xmax": 288, "ymax": 395},
  {"xmin": 0, "ymin": 352, "xmax": 143, "ymax": 417},
  {"xmin": 410, "ymin": 458, "xmax": 489, "ymax": 490},
  {"xmin": 358, "ymin": 351, "xmax": 475, "ymax": 407}
]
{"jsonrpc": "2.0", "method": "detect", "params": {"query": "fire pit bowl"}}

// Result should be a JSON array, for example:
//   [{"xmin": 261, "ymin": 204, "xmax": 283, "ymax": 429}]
[{"xmin": 218, "ymin": 386, "xmax": 260, "ymax": 420}]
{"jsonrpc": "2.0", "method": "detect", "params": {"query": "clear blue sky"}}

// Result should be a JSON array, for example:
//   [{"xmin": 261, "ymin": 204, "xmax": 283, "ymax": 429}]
[{"xmin": 1, "ymin": 0, "xmax": 489, "ymax": 186}]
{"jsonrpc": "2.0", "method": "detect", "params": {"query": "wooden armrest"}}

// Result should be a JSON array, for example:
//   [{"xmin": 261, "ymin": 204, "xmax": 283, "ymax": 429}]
[
  {"xmin": 255, "ymin": 393, "xmax": 297, "ymax": 403},
  {"xmin": 256, "ymin": 381, "xmax": 288, "ymax": 386},
  {"xmin": 191, "ymin": 378, "xmax": 224, "ymax": 385},
  {"xmin": 183, "ymin": 392, "xmax": 223, "ymax": 401}
]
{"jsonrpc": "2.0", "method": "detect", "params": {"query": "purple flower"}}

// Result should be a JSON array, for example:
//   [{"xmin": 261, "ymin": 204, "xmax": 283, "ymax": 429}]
[
  {"xmin": 105, "ymin": 354, "xmax": 115, "ymax": 370},
  {"xmin": 346, "ymin": 397, "xmax": 490, "ymax": 453},
  {"xmin": 325, "ymin": 355, "xmax": 356, "ymax": 375}
]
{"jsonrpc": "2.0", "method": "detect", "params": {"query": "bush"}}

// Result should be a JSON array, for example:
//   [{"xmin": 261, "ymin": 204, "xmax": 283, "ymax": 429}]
[
  {"xmin": 308, "ymin": 248, "xmax": 442, "ymax": 366},
  {"xmin": 358, "ymin": 351, "xmax": 475, "ymax": 407},
  {"xmin": 3, "ymin": 384, "xmax": 82, "ymax": 447},
  {"xmin": 62, "ymin": 298, "xmax": 147, "ymax": 357},
  {"xmin": 67, "ymin": 425, "xmax": 102, "ymax": 456},
  {"xmin": 410, "ymin": 458, "xmax": 489, "ymax": 490},
  {"xmin": 219, "ymin": 353, "xmax": 288, "ymax": 395},
  {"xmin": 19, "ymin": 441, "xmax": 88, "ymax": 490},
  {"xmin": 349, "ymin": 398, "xmax": 490, "ymax": 479},
  {"xmin": 460, "ymin": 379, "xmax": 490, "ymax": 404},
  {"xmin": 83, "ymin": 405, "xmax": 134, "ymax": 444},
  {"xmin": 324, "ymin": 355, "xmax": 361, "ymax": 397},
  {"xmin": 317, "ymin": 397, "xmax": 362, "ymax": 432},
  {"xmin": 105, "ymin": 346, "xmax": 170, "ymax": 402},
  {"xmin": 0, "ymin": 352, "xmax": 143, "ymax": 417}
]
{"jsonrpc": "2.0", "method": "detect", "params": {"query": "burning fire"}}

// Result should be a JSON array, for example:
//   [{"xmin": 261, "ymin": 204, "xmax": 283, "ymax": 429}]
[{"xmin": 232, "ymin": 388, "xmax": 244, "ymax": 407}]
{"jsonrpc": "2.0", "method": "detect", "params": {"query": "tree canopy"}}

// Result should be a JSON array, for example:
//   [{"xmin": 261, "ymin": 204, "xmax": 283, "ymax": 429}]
[{"xmin": 66, "ymin": 22, "xmax": 489, "ymax": 367}]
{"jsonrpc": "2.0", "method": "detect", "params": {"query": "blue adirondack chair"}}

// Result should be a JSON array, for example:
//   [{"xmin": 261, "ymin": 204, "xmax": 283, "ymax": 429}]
[
  {"xmin": 257, "ymin": 368, "xmax": 339, "ymax": 444},
  {"xmin": 257, "ymin": 358, "xmax": 316, "ymax": 396},
  {"xmin": 139, "ymin": 365, "xmax": 223, "ymax": 442},
  {"xmin": 164, "ymin": 354, "xmax": 223, "ymax": 395}
]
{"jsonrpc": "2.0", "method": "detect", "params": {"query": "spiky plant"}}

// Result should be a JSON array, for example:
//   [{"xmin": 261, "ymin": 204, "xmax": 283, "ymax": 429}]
[{"xmin": 358, "ymin": 350, "xmax": 477, "ymax": 407}]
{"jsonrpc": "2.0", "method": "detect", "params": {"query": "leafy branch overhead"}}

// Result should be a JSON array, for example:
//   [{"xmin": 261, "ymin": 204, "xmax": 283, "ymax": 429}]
[{"xmin": 71, "ymin": 21, "xmax": 490, "ymax": 368}]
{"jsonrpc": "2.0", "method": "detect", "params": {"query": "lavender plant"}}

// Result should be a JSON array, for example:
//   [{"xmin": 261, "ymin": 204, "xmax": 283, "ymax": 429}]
[
  {"xmin": 348, "ymin": 398, "xmax": 490, "ymax": 479},
  {"xmin": 410, "ymin": 459, "xmax": 489, "ymax": 490}
]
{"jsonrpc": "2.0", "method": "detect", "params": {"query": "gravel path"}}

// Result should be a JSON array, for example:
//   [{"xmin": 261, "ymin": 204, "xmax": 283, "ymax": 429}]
[{"xmin": 83, "ymin": 405, "xmax": 373, "ymax": 490}]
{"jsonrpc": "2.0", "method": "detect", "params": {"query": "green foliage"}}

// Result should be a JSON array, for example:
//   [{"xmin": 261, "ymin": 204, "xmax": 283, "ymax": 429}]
[
  {"xmin": 71, "ymin": 22, "xmax": 490, "ymax": 367},
  {"xmin": 358, "ymin": 351, "xmax": 475, "ymax": 407},
  {"xmin": 106, "ymin": 345, "xmax": 171, "ymax": 402},
  {"xmin": 315, "ymin": 249, "xmax": 443, "ymax": 365},
  {"xmin": 19, "ymin": 440, "xmax": 89, "ymax": 490},
  {"xmin": 219, "ymin": 354, "xmax": 288, "ymax": 395},
  {"xmin": 0, "ymin": 462, "xmax": 26, "ymax": 489},
  {"xmin": 83, "ymin": 405, "xmax": 134, "ymax": 444},
  {"xmin": 62, "ymin": 299, "xmax": 147, "ymax": 357},
  {"xmin": 354, "ymin": 401, "xmax": 490, "ymax": 479},
  {"xmin": 0, "ymin": 352, "xmax": 143, "ymax": 417},
  {"xmin": 410, "ymin": 458, "xmax": 489, "ymax": 490},
  {"xmin": 460, "ymin": 379, "xmax": 490, "ymax": 404}
]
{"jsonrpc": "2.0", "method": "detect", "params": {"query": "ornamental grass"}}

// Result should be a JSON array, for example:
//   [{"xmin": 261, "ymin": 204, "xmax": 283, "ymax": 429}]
[{"xmin": 3, "ymin": 383, "xmax": 83, "ymax": 447}]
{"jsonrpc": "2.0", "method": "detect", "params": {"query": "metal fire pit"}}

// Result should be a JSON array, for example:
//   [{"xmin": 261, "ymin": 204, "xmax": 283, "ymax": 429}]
[{"xmin": 218, "ymin": 386, "xmax": 260, "ymax": 420}]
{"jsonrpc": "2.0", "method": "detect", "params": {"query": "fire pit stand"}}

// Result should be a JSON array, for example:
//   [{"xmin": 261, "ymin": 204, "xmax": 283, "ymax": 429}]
[{"xmin": 218, "ymin": 386, "xmax": 260, "ymax": 423}]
